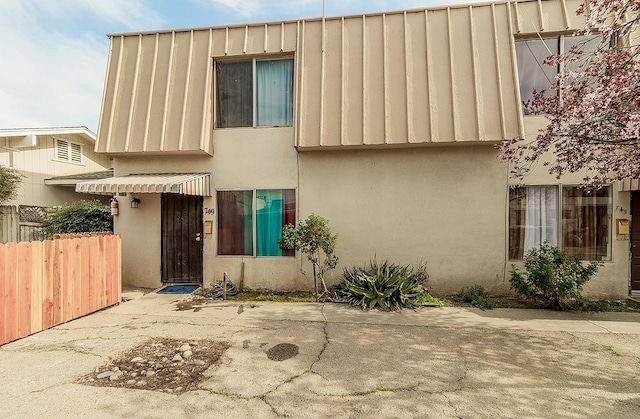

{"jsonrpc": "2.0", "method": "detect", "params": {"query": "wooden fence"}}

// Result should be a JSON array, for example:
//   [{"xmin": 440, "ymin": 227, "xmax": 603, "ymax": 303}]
[
  {"xmin": 0, "ymin": 205, "xmax": 47, "ymax": 243},
  {"xmin": 0, "ymin": 234, "xmax": 121, "ymax": 346}
]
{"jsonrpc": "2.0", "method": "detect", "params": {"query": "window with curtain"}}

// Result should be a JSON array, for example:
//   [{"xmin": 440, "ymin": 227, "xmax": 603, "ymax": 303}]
[
  {"xmin": 509, "ymin": 186, "xmax": 611, "ymax": 260},
  {"xmin": 562, "ymin": 187, "xmax": 610, "ymax": 260},
  {"xmin": 216, "ymin": 58, "xmax": 293, "ymax": 128},
  {"xmin": 515, "ymin": 35, "xmax": 599, "ymax": 114},
  {"xmin": 215, "ymin": 61, "xmax": 252, "ymax": 128},
  {"xmin": 217, "ymin": 189, "xmax": 295, "ymax": 256},
  {"xmin": 217, "ymin": 191, "xmax": 253, "ymax": 256},
  {"xmin": 509, "ymin": 186, "xmax": 558, "ymax": 259}
]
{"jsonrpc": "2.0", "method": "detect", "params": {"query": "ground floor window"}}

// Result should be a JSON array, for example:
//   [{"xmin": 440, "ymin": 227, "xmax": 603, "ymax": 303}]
[
  {"xmin": 217, "ymin": 189, "xmax": 295, "ymax": 256},
  {"xmin": 509, "ymin": 185, "xmax": 611, "ymax": 260}
]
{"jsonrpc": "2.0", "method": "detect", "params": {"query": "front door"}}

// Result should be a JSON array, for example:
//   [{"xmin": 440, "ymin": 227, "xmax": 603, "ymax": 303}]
[
  {"xmin": 632, "ymin": 192, "xmax": 640, "ymax": 291},
  {"xmin": 161, "ymin": 194, "xmax": 203, "ymax": 283}
]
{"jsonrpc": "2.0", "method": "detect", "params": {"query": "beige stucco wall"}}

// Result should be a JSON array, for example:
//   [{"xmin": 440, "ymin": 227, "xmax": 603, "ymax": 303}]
[
  {"xmin": 113, "ymin": 127, "xmax": 302, "ymax": 289},
  {"xmin": 298, "ymin": 145, "xmax": 510, "ymax": 296}
]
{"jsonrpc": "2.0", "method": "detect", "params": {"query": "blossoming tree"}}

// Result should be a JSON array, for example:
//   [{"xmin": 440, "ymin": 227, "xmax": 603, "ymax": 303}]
[{"xmin": 498, "ymin": 0, "xmax": 640, "ymax": 187}]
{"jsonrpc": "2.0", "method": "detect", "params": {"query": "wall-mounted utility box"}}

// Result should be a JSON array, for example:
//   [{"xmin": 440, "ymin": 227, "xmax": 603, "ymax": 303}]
[{"xmin": 616, "ymin": 219, "xmax": 630, "ymax": 235}]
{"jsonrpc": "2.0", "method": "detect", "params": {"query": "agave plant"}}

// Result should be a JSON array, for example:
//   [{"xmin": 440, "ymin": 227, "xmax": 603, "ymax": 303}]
[{"xmin": 331, "ymin": 260, "xmax": 435, "ymax": 311}]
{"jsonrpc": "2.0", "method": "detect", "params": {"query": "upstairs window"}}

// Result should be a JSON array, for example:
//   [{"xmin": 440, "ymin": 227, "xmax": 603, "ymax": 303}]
[
  {"xmin": 515, "ymin": 34, "xmax": 599, "ymax": 114},
  {"xmin": 54, "ymin": 138, "xmax": 83, "ymax": 164},
  {"xmin": 215, "ymin": 58, "xmax": 294, "ymax": 128}
]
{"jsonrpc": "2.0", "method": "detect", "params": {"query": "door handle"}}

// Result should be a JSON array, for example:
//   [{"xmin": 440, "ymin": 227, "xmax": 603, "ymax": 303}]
[{"xmin": 195, "ymin": 232, "xmax": 201, "ymax": 242}]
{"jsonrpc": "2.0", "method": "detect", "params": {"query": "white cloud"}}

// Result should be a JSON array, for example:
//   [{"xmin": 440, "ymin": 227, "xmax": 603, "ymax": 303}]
[
  {"xmin": 0, "ymin": 0, "xmax": 164, "ymax": 132},
  {"xmin": 202, "ymin": 0, "xmax": 318, "ymax": 19}
]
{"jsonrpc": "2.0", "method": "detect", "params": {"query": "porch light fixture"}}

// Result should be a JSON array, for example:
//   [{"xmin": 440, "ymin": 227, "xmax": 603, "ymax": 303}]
[{"xmin": 131, "ymin": 197, "xmax": 141, "ymax": 209}]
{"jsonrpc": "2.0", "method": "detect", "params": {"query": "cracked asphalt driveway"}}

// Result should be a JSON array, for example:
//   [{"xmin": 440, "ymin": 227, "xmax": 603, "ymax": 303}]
[{"xmin": 1, "ymin": 293, "xmax": 639, "ymax": 418}]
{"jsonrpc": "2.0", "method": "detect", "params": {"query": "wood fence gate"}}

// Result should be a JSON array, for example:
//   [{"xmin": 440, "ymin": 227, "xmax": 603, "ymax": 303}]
[
  {"xmin": 0, "ymin": 205, "xmax": 46, "ymax": 243},
  {"xmin": 0, "ymin": 233, "xmax": 122, "ymax": 346}
]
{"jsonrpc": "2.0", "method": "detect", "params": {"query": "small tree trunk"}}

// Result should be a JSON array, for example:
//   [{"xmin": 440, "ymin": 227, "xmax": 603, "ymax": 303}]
[{"xmin": 312, "ymin": 263, "xmax": 318, "ymax": 302}]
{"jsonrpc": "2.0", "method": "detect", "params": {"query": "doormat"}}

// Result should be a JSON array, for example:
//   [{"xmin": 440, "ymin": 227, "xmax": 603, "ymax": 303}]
[{"xmin": 157, "ymin": 284, "xmax": 200, "ymax": 294}]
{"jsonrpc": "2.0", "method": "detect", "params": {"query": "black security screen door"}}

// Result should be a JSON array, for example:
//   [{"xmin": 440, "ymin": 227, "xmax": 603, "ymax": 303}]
[{"xmin": 161, "ymin": 194, "xmax": 203, "ymax": 283}]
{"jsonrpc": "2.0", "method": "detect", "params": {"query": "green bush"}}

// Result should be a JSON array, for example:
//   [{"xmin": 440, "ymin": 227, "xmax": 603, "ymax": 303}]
[
  {"xmin": 43, "ymin": 200, "xmax": 112, "ymax": 239},
  {"xmin": 509, "ymin": 242, "xmax": 602, "ymax": 311},
  {"xmin": 0, "ymin": 165, "xmax": 24, "ymax": 204},
  {"xmin": 331, "ymin": 260, "xmax": 438, "ymax": 311},
  {"xmin": 459, "ymin": 285, "xmax": 494, "ymax": 310}
]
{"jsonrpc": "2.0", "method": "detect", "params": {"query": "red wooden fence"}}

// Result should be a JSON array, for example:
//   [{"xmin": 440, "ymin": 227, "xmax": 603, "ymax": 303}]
[{"xmin": 0, "ymin": 234, "xmax": 121, "ymax": 346}]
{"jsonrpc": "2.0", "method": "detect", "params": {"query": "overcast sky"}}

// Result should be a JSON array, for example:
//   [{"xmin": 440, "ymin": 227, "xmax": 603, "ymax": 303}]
[{"xmin": 0, "ymin": 0, "xmax": 481, "ymax": 133}]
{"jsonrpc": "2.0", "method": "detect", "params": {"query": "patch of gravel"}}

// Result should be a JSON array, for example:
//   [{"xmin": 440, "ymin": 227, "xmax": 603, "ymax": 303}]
[{"xmin": 77, "ymin": 337, "xmax": 229, "ymax": 394}]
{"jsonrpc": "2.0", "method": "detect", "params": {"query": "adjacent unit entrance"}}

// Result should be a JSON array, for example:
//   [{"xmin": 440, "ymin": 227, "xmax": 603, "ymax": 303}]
[
  {"xmin": 161, "ymin": 194, "xmax": 203, "ymax": 283},
  {"xmin": 632, "ymin": 192, "xmax": 640, "ymax": 292}
]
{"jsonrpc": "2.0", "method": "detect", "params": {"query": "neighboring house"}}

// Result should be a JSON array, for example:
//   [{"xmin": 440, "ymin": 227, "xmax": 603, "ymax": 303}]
[
  {"xmin": 77, "ymin": 0, "xmax": 638, "ymax": 298},
  {"xmin": 0, "ymin": 127, "xmax": 112, "ymax": 242}
]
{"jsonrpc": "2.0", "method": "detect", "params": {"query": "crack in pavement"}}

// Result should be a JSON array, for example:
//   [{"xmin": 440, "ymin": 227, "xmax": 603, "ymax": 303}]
[
  {"xmin": 568, "ymin": 332, "xmax": 640, "ymax": 363},
  {"xmin": 260, "ymin": 394, "xmax": 285, "ymax": 417},
  {"xmin": 586, "ymin": 321, "xmax": 614, "ymax": 333},
  {"xmin": 309, "ymin": 304, "xmax": 329, "ymax": 372},
  {"xmin": 318, "ymin": 382, "xmax": 422, "ymax": 397}
]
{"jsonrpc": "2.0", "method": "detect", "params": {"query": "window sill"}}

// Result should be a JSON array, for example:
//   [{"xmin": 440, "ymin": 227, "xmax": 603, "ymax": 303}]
[
  {"xmin": 52, "ymin": 158, "xmax": 85, "ymax": 166},
  {"xmin": 214, "ymin": 125, "xmax": 293, "ymax": 130},
  {"xmin": 215, "ymin": 254, "xmax": 297, "ymax": 258}
]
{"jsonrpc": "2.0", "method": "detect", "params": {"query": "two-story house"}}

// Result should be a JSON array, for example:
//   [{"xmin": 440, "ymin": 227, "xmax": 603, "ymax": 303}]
[
  {"xmin": 77, "ymin": 0, "xmax": 638, "ymax": 298},
  {"xmin": 0, "ymin": 126, "xmax": 112, "ymax": 242}
]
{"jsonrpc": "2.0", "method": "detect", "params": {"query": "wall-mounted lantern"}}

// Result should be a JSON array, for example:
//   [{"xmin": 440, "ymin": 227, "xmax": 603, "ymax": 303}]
[{"xmin": 131, "ymin": 197, "xmax": 141, "ymax": 209}]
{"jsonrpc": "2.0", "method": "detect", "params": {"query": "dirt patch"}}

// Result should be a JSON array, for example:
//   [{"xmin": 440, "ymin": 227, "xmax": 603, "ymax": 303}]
[
  {"xmin": 77, "ymin": 337, "xmax": 229, "ymax": 394},
  {"xmin": 446, "ymin": 295, "xmax": 539, "ymax": 309}
]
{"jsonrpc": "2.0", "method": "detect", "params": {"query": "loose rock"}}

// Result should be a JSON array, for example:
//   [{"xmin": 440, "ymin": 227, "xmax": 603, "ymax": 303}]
[{"xmin": 109, "ymin": 370, "xmax": 124, "ymax": 381}]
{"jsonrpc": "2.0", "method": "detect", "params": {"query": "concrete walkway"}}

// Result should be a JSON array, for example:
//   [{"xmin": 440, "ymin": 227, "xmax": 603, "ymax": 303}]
[{"xmin": 1, "ymin": 294, "xmax": 639, "ymax": 418}]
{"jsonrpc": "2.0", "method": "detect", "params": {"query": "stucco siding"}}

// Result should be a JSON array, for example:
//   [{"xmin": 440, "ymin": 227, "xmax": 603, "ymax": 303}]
[
  {"xmin": 298, "ymin": 145, "xmax": 510, "ymax": 295},
  {"xmin": 113, "ymin": 127, "xmax": 300, "ymax": 289}
]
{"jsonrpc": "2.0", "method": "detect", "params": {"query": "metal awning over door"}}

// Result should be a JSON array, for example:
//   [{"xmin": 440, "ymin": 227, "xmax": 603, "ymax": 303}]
[
  {"xmin": 76, "ymin": 173, "xmax": 211, "ymax": 196},
  {"xmin": 619, "ymin": 179, "xmax": 640, "ymax": 192}
]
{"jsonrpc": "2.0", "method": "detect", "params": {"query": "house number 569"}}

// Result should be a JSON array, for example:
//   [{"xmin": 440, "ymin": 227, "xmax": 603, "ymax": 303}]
[{"xmin": 204, "ymin": 208, "xmax": 215, "ymax": 215}]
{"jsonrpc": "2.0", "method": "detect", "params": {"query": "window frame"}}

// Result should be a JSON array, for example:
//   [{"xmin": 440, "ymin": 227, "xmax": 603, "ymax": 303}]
[
  {"xmin": 508, "ymin": 184, "xmax": 612, "ymax": 261},
  {"xmin": 515, "ymin": 33, "xmax": 601, "ymax": 114},
  {"xmin": 214, "ymin": 56, "xmax": 294, "ymax": 129},
  {"xmin": 53, "ymin": 137, "xmax": 84, "ymax": 165},
  {"xmin": 216, "ymin": 188, "xmax": 297, "ymax": 257}
]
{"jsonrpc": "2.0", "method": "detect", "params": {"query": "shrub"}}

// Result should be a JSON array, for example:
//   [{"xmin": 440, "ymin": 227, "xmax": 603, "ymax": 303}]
[
  {"xmin": 278, "ymin": 214, "xmax": 338, "ymax": 301},
  {"xmin": 43, "ymin": 200, "xmax": 112, "ymax": 239},
  {"xmin": 509, "ymin": 242, "xmax": 602, "ymax": 311},
  {"xmin": 459, "ymin": 285, "xmax": 494, "ymax": 310},
  {"xmin": 0, "ymin": 165, "xmax": 24, "ymax": 204},
  {"xmin": 331, "ymin": 260, "xmax": 438, "ymax": 311}
]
